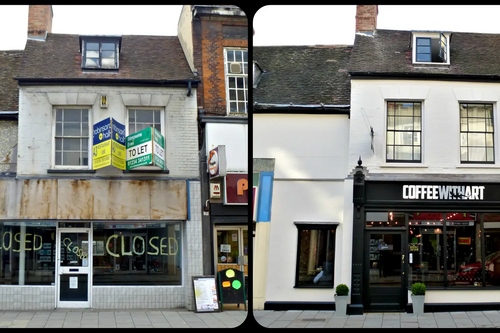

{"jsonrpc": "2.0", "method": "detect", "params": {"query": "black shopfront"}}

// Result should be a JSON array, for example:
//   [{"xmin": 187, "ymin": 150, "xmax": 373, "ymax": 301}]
[{"xmin": 350, "ymin": 177, "xmax": 500, "ymax": 315}]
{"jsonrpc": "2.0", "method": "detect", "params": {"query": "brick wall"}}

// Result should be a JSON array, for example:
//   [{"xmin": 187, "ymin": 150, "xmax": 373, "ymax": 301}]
[
  {"xmin": 27, "ymin": 5, "xmax": 52, "ymax": 38},
  {"xmin": 194, "ymin": 16, "xmax": 247, "ymax": 116},
  {"xmin": 355, "ymin": 5, "xmax": 378, "ymax": 32}
]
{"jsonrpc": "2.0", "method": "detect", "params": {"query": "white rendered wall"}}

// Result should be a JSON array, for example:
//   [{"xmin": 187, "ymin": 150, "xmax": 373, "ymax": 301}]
[
  {"xmin": 349, "ymin": 79, "xmax": 500, "ymax": 176},
  {"xmin": 253, "ymin": 114, "xmax": 350, "ymax": 303},
  {"xmin": 17, "ymin": 86, "xmax": 199, "ymax": 178},
  {"xmin": 206, "ymin": 123, "xmax": 248, "ymax": 172}
]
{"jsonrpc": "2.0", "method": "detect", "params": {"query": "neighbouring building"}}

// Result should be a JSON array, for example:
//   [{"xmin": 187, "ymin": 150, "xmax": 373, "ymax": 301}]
[
  {"xmin": 253, "ymin": 42, "xmax": 352, "ymax": 310},
  {"xmin": 0, "ymin": 5, "xmax": 202, "ymax": 310},
  {"xmin": 348, "ymin": 5, "xmax": 500, "ymax": 313},
  {"xmin": 178, "ymin": 5, "xmax": 249, "ymax": 297}
]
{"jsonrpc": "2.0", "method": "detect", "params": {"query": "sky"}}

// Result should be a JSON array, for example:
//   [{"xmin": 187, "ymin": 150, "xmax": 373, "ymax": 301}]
[
  {"xmin": 0, "ymin": 5, "xmax": 183, "ymax": 50},
  {"xmin": 253, "ymin": 5, "xmax": 500, "ymax": 46}
]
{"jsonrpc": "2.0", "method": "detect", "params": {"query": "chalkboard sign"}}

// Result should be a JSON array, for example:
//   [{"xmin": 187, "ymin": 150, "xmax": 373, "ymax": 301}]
[
  {"xmin": 192, "ymin": 276, "xmax": 220, "ymax": 313},
  {"xmin": 217, "ymin": 268, "xmax": 246, "ymax": 311}
]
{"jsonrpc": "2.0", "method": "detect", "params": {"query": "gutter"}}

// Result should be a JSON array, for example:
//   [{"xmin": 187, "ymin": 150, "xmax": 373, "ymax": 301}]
[
  {"xmin": 14, "ymin": 78, "xmax": 200, "ymax": 96},
  {"xmin": 253, "ymin": 103, "xmax": 350, "ymax": 115},
  {"xmin": 349, "ymin": 72, "xmax": 500, "ymax": 82}
]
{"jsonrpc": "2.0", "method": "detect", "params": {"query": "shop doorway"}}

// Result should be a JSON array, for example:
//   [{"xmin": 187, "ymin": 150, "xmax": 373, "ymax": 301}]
[
  {"xmin": 365, "ymin": 231, "xmax": 406, "ymax": 311},
  {"xmin": 214, "ymin": 226, "xmax": 248, "ymax": 289},
  {"xmin": 56, "ymin": 228, "xmax": 92, "ymax": 308}
]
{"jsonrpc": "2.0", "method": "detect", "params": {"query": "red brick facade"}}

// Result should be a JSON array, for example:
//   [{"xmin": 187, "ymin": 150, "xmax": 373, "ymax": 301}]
[
  {"xmin": 355, "ymin": 5, "xmax": 378, "ymax": 33},
  {"xmin": 28, "ymin": 5, "xmax": 53, "ymax": 38},
  {"xmin": 193, "ymin": 14, "xmax": 247, "ymax": 116}
]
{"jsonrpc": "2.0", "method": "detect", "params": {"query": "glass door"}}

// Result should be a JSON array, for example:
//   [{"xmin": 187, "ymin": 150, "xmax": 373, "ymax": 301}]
[
  {"xmin": 365, "ymin": 231, "xmax": 406, "ymax": 311},
  {"xmin": 214, "ymin": 226, "xmax": 248, "ymax": 278},
  {"xmin": 57, "ymin": 228, "xmax": 91, "ymax": 308}
]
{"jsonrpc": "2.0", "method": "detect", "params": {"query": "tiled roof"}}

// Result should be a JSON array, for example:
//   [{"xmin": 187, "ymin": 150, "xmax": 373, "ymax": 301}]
[
  {"xmin": 0, "ymin": 51, "xmax": 22, "ymax": 111},
  {"xmin": 16, "ymin": 33, "xmax": 195, "ymax": 81},
  {"xmin": 350, "ymin": 29, "xmax": 500, "ymax": 76},
  {"xmin": 253, "ymin": 45, "xmax": 352, "ymax": 106}
]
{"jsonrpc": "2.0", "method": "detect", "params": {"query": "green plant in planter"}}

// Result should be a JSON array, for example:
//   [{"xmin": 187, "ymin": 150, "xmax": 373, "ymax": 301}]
[
  {"xmin": 335, "ymin": 284, "xmax": 349, "ymax": 296},
  {"xmin": 411, "ymin": 282, "xmax": 426, "ymax": 295}
]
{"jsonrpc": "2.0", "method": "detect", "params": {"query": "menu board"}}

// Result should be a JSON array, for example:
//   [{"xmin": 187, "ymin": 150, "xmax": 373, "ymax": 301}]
[{"xmin": 192, "ymin": 276, "xmax": 220, "ymax": 313}]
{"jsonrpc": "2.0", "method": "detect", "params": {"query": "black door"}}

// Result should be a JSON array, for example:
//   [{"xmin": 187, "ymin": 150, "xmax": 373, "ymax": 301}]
[{"xmin": 364, "ymin": 231, "xmax": 406, "ymax": 311}]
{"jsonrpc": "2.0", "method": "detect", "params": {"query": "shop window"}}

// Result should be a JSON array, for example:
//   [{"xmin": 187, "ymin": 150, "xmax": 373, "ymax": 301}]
[
  {"xmin": 366, "ymin": 211, "xmax": 405, "ymax": 228},
  {"xmin": 92, "ymin": 222, "xmax": 181, "ymax": 286},
  {"xmin": 0, "ymin": 221, "xmax": 56, "ymax": 285},
  {"xmin": 386, "ymin": 101, "xmax": 422, "ymax": 163},
  {"xmin": 294, "ymin": 222, "xmax": 337, "ymax": 288},
  {"xmin": 482, "ymin": 213, "xmax": 500, "ymax": 286},
  {"xmin": 460, "ymin": 103, "xmax": 494, "ymax": 163}
]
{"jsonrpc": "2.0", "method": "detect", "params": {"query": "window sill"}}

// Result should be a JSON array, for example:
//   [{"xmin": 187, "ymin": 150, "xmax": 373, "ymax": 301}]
[
  {"xmin": 47, "ymin": 169, "xmax": 96, "ymax": 174},
  {"xmin": 456, "ymin": 164, "xmax": 500, "ymax": 169},
  {"xmin": 123, "ymin": 169, "xmax": 170, "ymax": 174},
  {"xmin": 380, "ymin": 164, "xmax": 428, "ymax": 168}
]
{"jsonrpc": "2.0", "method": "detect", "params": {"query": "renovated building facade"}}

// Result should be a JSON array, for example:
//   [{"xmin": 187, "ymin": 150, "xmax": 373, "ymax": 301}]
[
  {"xmin": 0, "ymin": 5, "xmax": 203, "ymax": 310},
  {"xmin": 178, "ymin": 5, "xmax": 249, "ymax": 293}
]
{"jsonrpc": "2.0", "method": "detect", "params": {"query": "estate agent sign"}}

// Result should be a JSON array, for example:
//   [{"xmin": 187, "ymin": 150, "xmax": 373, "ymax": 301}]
[
  {"xmin": 92, "ymin": 117, "xmax": 126, "ymax": 170},
  {"xmin": 126, "ymin": 127, "xmax": 165, "ymax": 170}
]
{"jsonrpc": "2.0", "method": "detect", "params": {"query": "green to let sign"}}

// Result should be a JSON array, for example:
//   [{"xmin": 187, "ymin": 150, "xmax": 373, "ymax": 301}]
[{"xmin": 125, "ymin": 127, "xmax": 165, "ymax": 170}]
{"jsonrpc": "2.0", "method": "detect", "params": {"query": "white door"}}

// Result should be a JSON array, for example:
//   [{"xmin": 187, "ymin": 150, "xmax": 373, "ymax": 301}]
[{"xmin": 56, "ymin": 228, "xmax": 92, "ymax": 308}]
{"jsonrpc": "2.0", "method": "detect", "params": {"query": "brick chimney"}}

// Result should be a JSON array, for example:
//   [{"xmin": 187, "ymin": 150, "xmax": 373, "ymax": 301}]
[
  {"xmin": 27, "ymin": 5, "xmax": 53, "ymax": 40},
  {"xmin": 355, "ymin": 5, "xmax": 378, "ymax": 34}
]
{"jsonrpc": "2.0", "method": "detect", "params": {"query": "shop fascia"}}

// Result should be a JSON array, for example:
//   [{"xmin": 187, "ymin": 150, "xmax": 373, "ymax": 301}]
[{"xmin": 402, "ymin": 184, "xmax": 485, "ymax": 200}]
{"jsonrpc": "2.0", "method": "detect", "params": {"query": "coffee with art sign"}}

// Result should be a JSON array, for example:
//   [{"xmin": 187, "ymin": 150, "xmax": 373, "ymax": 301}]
[{"xmin": 126, "ymin": 127, "xmax": 165, "ymax": 170}]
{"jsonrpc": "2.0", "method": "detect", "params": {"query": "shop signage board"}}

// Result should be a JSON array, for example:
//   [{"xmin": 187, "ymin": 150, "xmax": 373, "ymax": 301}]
[
  {"xmin": 365, "ymin": 181, "xmax": 500, "ymax": 204},
  {"xmin": 224, "ymin": 173, "xmax": 248, "ymax": 205},
  {"xmin": 126, "ymin": 127, "xmax": 164, "ymax": 170},
  {"xmin": 92, "ymin": 117, "xmax": 126, "ymax": 170},
  {"xmin": 217, "ymin": 268, "xmax": 246, "ymax": 311},
  {"xmin": 192, "ymin": 276, "xmax": 220, "ymax": 313}
]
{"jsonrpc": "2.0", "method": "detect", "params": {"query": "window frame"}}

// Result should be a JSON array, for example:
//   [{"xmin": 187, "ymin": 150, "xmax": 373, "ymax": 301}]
[
  {"xmin": 385, "ymin": 101, "xmax": 423, "ymax": 163},
  {"xmin": 459, "ymin": 102, "xmax": 495, "ymax": 164},
  {"xmin": 224, "ymin": 47, "xmax": 248, "ymax": 114},
  {"xmin": 412, "ymin": 32, "xmax": 450, "ymax": 65},
  {"xmin": 52, "ymin": 107, "xmax": 92, "ymax": 170},
  {"xmin": 293, "ymin": 222, "xmax": 338, "ymax": 289},
  {"xmin": 81, "ymin": 36, "xmax": 121, "ymax": 71},
  {"xmin": 125, "ymin": 107, "xmax": 165, "ymax": 171}
]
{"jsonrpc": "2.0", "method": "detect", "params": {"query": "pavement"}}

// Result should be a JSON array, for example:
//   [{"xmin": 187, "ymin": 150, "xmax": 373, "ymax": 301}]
[
  {"xmin": 252, "ymin": 310, "xmax": 500, "ymax": 328},
  {"xmin": 0, "ymin": 307, "xmax": 248, "ymax": 328}
]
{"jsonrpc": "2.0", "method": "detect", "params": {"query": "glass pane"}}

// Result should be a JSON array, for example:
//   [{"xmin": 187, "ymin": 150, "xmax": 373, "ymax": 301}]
[
  {"xmin": 63, "ymin": 152, "xmax": 81, "ymax": 166},
  {"xmin": 236, "ymin": 77, "xmax": 244, "ymax": 88},
  {"xmin": 228, "ymin": 77, "xmax": 236, "ymax": 88},
  {"xmin": 82, "ymin": 138, "xmax": 88, "ymax": 149},
  {"xmin": 55, "ymin": 138, "xmax": 62, "ymax": 151},
  {"xmin": 154, "ymin": 110, "xmax": 160, "ymax": 123},
  {"xmin": 85, "ymin": 58, "xmax": 99, "ymax": 67},
  {"xmin": 461, "ymin": 118, "xmax": 468, "ymax": 131},
  {"xmin": 394, "ymin": 146, "xmax": 412, "ymax": 160},
  {"xmin": 413, "ymin": 132, "xmax": 420, "ymax": 145},
  {"xmin": 55, "ymin": 152, "xmax": 62, "ymax": 165},
  {"xmin": 368, "ymin": 234, "xmax": 402, "ymax": 286},
  {"xmin": 60, "ymin": 232, "xmax": 89, "ymax": 267},
  {"xmin": 237, "ymin": 90, "xmax": 245, "ymax": 101},
  {"xmin": 469, "ymin": 118, "xmax": 485, "ymax": 132},
  {"xmin": 129, "ymin": 110, "xmax": 136, "ymax": 123},
  {"xmin": 468, "ymin": 133, "xmax": 485, "ymax": 146},
  {"xmin": 227, "ymin": 50, "xmax": 235, "ymax": 62},
  {"xmin": 86, "ymin": 50, "xmax": 99, "ymax": 58},
  {"xmin": 56, "ymin": 123, "xmax": 62, "ymax": 136},
  {"xmin": 136, "ymin": 123, "xmax": 149, "ymax": 132},
  {"xmin": 387, "ymin": 102, "xmax": 394, "ymax": 116},
  {"xmin": 413, "ymin": 103, "xmax": 421, "ymax": 116},
  {"xmin": 386, "ymin": 132, "xmax": 394, "ymax": 145},
  {"xmin": 395, "ymin": 117, "xmax": 413, "ymax": 130},
  {"xmin": 486, "ymin": 133, "xmax": 494, "ymax": 146},
  {"xmin": 460, "ymin": 133, "xmax": 467, "ymax": 146},
  {"xmin": 238, "ymin": 102, "xmax": 245, "ymax": 113},
  {"xmin": 460, "ymin": 147, "xmax": 468, "ymax": 161},
  {"xmin": 468, "ymin": 147, "xmax": 486, "ymax": 161},
  {"xmin": 102, "ymin": 51, "xmax": 115, "ymax": 58},
  {"xmin": 154, "ymin": 124, "xmax": 161, "ymax": 132},
  {"xmin": 414, "ymin": 117, "xmax": 421, "ymax": 130},
  {"xmin": 102, "ymin": 43, "xmax": 115, "ymax": 50},
  {"xmin": 63, "ymin": 123, "xmax": 81, "ymax": 136},
  {"xmin": 82, "ymin": 125, "xmax": 88, "ymax": 137},
  {"xmin": 230, "ymin": 102, "xmax": 237, "ymax": 112},
  {"xmin": 460, "ymin": 105, "xmax": 468, "ymax": 118},
  {"xmin": 416, "ymin": 38, "xmax": 430, "ymax": 46},
  {"xmin": 487, "ymin": 118, "xmax": 494, "ymax": 132},
  {"xmin": 386, "ymin": 146, "xmax": 393, "ymax": 160},
  {"xmin": 64, "ymin": 111, "xmax": 81, "ymax": 122},
  {"xmin": 414, "ymin": 146, "xmax": 421, "ymax": 160},
  {"xmin": 86, "ymin": 43, "xmax": 99, "ymax": 50},
  {"xmin": 417, "ymin": 46, "xmax": 430, "ymax": 54},
  {"xmin": 229, "ymin": 90, "xmax": 237, "ymax": 101},
  {"xmin": 63, "ymin": 138, "xmax": 81, "ymax": 151},
  {"xmin": 82, "ymin": 110, "xmax": 88, "ymax": 123},
  {"xmin": 136, "ymin": 110, "xmax": 153, "ymax": 123},
  {"xmin": 395, "ymin": 103, "xmax": 413, "ymax": 116},
  {"xmin": 102, "ymin": 58, "xmax": 115, "ymax": 68},
  {"xmin": 387, "ymin": 116, "xmax": 394, "ymax": 130},
  {"xmin": 487, "ymin": 148, "xmax": 494, "ymax": 162},
  {"xmin": 468, "ymin": 104, "xmax": 483, "ymax": 118},
  {"xmin": 297, "ymin": 229, "xmax": 335, "ymax": 287},
  {"xmin": 56, "ymin": 110, "xmax": 63, "ymax": 121},
  {"xmin": 416, "ymin": 54, "xmax": 431, "ymax": 62},
  {"xmin": 395, "ymin": 132, "xmax": 411, "ymax": 145}
]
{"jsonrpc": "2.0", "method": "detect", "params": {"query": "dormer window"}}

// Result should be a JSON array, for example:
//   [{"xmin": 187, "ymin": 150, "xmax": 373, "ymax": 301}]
[
  {"xmin": 412, "ymin": 32, "xmax": 450, "ymax": 65},
  {"xmin": 80, "ymin": 36, "xmax": 121, "ymax": 70}
]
